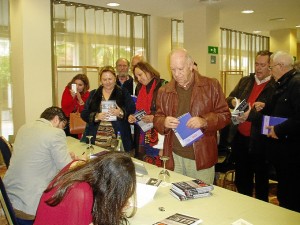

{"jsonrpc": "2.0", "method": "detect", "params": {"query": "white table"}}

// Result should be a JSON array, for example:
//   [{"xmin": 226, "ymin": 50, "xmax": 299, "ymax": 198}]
[{"xmin": 67, "ymin": 137, "xmax": 300, "ymax": 225}]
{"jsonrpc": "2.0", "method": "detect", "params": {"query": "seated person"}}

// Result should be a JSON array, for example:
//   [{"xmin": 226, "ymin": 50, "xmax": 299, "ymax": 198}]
[
  {"xmin": 34, "ymin": 151, "xmax": 137, "ymax": 225},
  {"xmin": 3, "ymin": 106, "xmax": 74, "ymax": 225}
]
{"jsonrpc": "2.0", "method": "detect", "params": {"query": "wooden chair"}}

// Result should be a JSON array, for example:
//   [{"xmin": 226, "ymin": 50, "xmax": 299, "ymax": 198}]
[
  {"xmin": 222, "ymin": 169, "xmax": 237, "ymax": 192},
  {"xmin": 0, "ymin": 177, "xmax": 18, "ymax": 225}
]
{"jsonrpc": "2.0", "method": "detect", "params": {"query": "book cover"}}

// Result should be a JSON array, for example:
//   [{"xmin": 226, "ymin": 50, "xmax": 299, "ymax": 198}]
[
  {"xmin": 171, "ymin": 179, "xmax": 214, "ymax": 197},
  {"xmin": 231, "ymin": 98, "xmax": 248, "ymax": 125},
  {"xmin": 134, "ymin": 109, "xmax": 153, "ymax": 132},
  {"xmin": 173, "ymin": 113, "xmax": 203, "ymax": 147},
  {"xmin": 261, "ymin": 115, "xmax": 287, "ymax": 135},
  {"xmin": 153, "ymin": 213, "xmax": 202, "ymax": 225},
  {"xmin": 101, "ymin": 100, "xmax": 117, "ymax": 121},
  {"xmin": 170, "ymin": 189, "xmax": 212, "ymax": 201}
]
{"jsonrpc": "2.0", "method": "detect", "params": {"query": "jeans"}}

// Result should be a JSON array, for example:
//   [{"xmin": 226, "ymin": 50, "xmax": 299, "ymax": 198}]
[{"xmin": 16, "ymin": 218, "xmax": 34, "ymax": 225}]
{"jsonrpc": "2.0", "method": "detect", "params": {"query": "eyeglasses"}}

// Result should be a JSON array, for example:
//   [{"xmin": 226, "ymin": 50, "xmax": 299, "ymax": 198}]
[{"xmin": 268, "ymin": 64, "xmax": 280, "ymax": 70}]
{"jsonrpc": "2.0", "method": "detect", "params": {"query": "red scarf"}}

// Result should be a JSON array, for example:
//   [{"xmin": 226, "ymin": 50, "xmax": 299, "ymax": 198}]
[{"xmin": 136, "ymin": 79, "xmax": 157, "ymax": 114}]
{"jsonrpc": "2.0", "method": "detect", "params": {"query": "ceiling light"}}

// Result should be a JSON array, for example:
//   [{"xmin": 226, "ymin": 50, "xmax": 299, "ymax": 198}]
[
  {"xmin": 107, "ymin": 2, "xmax": 120, "ymax": 7},
  {"xmin": 295, "ymin": 25, "xmax": 300, "ymax": 28},
  {"xmin": 253, "ymin": 31, "xmax": 261, "ymax": 34},
  {"xmin": 241, "ymin": 10, "xmax": 254, "ymax": 14}
]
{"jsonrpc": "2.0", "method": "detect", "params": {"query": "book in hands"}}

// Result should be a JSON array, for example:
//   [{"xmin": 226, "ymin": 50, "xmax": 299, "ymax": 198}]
[
  {"xmin": 134, "ymin": 109, "xmax": 153, "ymax": 132},
  {"xmin": 171, "ymin": 179, "xmax": 214, "ymax": 197},
  {"xmin": 261, "ymin": 115, "xmax": 287, "ymax": 135},
  {"xmin": 170, "ymin": 189, "xmax": 212, "ymax": 201},
  {"xmin": 231, "ymin": 98, "xmax": 248, "ymax": 125},
  {"xmin": 153, "ymin": 213, "xmax": 202, "ymax": 225},
  {"xmin": 173, "ymin": 113, "xmax": 204, "ymax": 147},
  {"xmin": 101, "ymin": 100, "xmax": 117, "ymax": 121}
]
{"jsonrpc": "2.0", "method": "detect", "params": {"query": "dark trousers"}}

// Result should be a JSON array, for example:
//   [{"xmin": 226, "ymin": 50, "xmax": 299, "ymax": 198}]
[
  {"xmin": 16, "ymin": 218, "xmax": 34, "ymax": 225},
  {"xmin": 232, "ymin": 132, "xmax": 269, "ymax": 202},
  {"xmin": 274, "ymin": 162, "xmax": 300, "ymax": 212}
]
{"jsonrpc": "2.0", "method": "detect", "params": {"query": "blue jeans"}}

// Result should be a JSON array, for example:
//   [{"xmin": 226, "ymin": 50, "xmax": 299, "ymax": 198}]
[{"xmin": 16, "ymin": 218, "xmax": 34, "ymax": 225}]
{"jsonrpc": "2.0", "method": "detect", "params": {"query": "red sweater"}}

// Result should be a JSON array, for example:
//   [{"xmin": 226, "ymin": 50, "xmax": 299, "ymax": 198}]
[
  {"xmin": 61, "ymin": 86, "xmax": 90, "ymax": 117},
  {"xmin": 34, "ymin": 182, "xmax": 93, "ymax": 225}
]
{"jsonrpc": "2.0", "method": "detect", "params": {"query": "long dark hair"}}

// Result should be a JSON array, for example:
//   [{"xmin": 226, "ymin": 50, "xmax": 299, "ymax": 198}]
[
  {"xmin": 45, "ymin": 152, "xmax": 137, "ymax": 225},
  {"xmin": 133, "ymin": 62, "xmax": 160, "ymax": 80},
  {"xmin": 67, "ymin": 74, "xmax": 90, "ymax": 93}
]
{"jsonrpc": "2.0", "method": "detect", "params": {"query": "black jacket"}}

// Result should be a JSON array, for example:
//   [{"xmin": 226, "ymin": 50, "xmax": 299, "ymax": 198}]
[
  {"xmin": 81, "ymin": 85, "xmax": 136, "ymax": 152},
  {"xmin": 263, "ymin": 69, "xmax": 300, "ymax": 163},
  {"xmin": 226, "ymin": 73, "xmax": 275, "ymax": 154}
]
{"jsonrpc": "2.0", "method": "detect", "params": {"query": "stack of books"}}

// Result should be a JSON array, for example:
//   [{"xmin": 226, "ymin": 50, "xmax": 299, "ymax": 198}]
[{"xmin": 170, "ymin": 179, "xmax": 214, "ymax": 201}]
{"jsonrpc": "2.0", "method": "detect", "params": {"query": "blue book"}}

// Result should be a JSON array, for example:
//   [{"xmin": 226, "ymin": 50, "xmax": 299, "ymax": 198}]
[
  {"xmin": 173, "ymin": 113, "xmax": 204, "ymax": 147},
  {"xmin": 261, "ymin": 115, "xmax": 287, "ymax": 135}
]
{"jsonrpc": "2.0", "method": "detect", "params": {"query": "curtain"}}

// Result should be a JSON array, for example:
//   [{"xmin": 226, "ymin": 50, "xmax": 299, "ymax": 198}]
[
  {"xmin": 52, "ymin": 0, "xmax": 150, "ymax": 68},
  {"xmin": 220, "ymin": 28, "xmax": 270, "ymax": 76},
  {"xmin": 171, "ymin": 19, "xmax": 184, "ymax": 49},
  {"xmin": 0, "ymin": 0, "xmax": 13, "ymax": 140}
]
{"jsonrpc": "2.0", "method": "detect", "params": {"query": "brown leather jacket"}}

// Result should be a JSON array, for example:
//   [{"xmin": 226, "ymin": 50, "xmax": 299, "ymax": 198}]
[{"xmin": 154, "ymin": 72, "xmax": 231, "ymax": 170}]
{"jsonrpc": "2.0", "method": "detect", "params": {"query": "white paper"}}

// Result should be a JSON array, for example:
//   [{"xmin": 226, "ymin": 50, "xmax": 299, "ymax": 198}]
[{"xmin": 130, "ymin": 176, "xmax": 161, "ymax": 208}]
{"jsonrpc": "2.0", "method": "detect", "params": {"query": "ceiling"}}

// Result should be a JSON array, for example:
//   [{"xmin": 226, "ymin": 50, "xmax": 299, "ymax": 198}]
[{"xmin": 72, "ymin": 0, "xmax": 300, "ymax": 42}]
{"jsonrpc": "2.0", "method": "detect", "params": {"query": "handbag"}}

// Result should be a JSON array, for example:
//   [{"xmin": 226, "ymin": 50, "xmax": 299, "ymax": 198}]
[{"xmin": 69, "ymin": 111, "xmax": 86, "ymax": 134}]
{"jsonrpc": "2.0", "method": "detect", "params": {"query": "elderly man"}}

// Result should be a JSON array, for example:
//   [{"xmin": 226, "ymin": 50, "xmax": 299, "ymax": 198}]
[
  {"xmin": 4, "ymin": 106, "xmax": 74, "ymax": 225},
  {"xmin": 263, "ymin": 51, "xmax": 300, "ymax": 212},
  {"xmin": 154, "ymin": 48, "xmax": 230, "ymax": 184},
  {"xmin": 226, "ymin": 50, "xmax": 275, "ymax": 201},
  {"xmin": 116, "ymin": 58, "xmax": 134, "ymax": 95}
]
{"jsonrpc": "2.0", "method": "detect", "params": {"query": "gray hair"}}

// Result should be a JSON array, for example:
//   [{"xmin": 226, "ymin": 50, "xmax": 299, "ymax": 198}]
[
  {"xmin": 170, "ymin": 48, "xmax": 194, "ymax": 66},
  {"xmin": 271, "ymin": 51, "xmax": 294, "ymax": 68}
]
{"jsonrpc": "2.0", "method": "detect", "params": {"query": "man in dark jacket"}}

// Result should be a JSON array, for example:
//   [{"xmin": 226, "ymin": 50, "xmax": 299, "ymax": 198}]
[
  {"xmin": 154, "ymin": 48, "xmax": 230, "ymax": 185},
  {"xmin": 226, "ymin": 50, "xmax": 274, "ymax": 201},
  {"xmin": 116, "ymin": 58, "xmax": 134, "ymax": 95},
  {"xmin": 264, "ymin": 51, "xmax": 300, "ymax": 212}
]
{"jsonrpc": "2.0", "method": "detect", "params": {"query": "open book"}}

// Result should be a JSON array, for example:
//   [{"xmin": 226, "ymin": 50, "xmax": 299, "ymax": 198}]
[
  {"xmin": 134, "ymin": 109, "xmax": 153, "ymax": 132},
  {"xmin": 231, "ymin": 98, "xmax": 248, "ymax": 125},
  {"xmin": 130, "ymin": 176, "xmax": 161, "ymax": 208}
]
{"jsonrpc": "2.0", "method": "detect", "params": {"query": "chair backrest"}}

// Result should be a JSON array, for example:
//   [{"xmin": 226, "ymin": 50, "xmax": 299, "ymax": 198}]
[
  {"xmin": 0, "ymin": 136, "xmax": 12, "ymax": 168},
  {"xmin": 0, "ymin": 177, "xmax": 18, "ymax": 225}
]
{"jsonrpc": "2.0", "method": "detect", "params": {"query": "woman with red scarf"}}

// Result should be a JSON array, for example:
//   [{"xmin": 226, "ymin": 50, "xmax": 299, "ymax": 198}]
[{"xmin": 128, "ymin": 62, "xmax": 167, "ymax": 165}]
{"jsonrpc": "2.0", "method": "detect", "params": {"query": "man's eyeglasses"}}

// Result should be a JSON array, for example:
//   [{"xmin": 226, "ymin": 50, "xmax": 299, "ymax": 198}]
[{"xmin": 268, "ymin": 64, "xmax": 280, "ymax": 70}]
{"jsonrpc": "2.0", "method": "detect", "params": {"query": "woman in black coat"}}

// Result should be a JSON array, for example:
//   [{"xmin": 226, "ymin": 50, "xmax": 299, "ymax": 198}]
[{"xmin": 81, "ymin": 66, "xmax": 135, "ymax": 152}]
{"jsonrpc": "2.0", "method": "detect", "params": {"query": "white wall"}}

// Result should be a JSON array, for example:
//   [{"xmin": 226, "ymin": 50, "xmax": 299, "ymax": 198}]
[
  {"xmin": 11, "ymin": 0, "xmax": 52, "ymax": 133},
  {"xmin": 184, "ymin": 6, "xmax": 220, "ymax": 81},
  {"xmin": 149, "ymin": 16, "xmax": 172, "ymax": 81},
  {"xmin": 270, "ymin": 29, "xmax": 297, "ymax": 58}
]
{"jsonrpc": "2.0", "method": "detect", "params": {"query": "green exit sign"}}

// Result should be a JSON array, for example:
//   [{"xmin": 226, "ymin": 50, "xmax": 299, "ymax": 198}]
[{"xmin": 208, "ymin": 46, "xmax": 218, "ymax": 54}]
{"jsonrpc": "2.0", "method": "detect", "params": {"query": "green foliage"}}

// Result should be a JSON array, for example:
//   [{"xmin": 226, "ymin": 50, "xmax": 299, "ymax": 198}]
[{"xmin": 0, "ymin": 56, "xmax": 11, "ymax": 88}]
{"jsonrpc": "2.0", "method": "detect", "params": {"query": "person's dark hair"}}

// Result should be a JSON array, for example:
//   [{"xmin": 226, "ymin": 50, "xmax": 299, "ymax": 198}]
[
  {"xmin": 99, "ymin": 66, "xmax": 117, "ymax": 79},
  {"xmin": 45, "ymin": 152, "xmax": 136, "ymax": 225},
  {"xmin": 257, "ymin": 50, "xmax": 273, "ymax": 62},
  {"xmin": 133, "ymin": 62, "xmax": 160, "ymax": 80},
  {"xmin": 67, "ymin": 74, "xmax": 90, "ymax": 93},
  {"xmin": 40, "ymin": 106, "xmax": 67, "ymax": 123}
]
